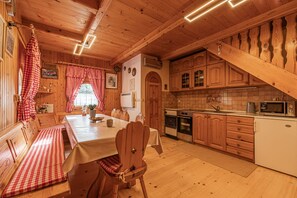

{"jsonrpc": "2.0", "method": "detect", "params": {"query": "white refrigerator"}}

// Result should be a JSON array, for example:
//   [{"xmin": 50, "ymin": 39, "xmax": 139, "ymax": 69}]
[{"xmin": 255, "ymin": 117, "xmax": 297, "ymax": 177}]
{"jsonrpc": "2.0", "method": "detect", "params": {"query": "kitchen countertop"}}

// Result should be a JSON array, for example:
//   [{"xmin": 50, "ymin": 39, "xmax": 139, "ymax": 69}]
[{"xmin": 164, "ymin": 108, "xmax": 297, "ymax": 121}]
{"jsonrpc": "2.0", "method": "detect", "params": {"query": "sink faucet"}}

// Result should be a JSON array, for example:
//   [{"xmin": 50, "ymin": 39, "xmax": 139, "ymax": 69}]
[{"xmin": 210, "ymin": 104, "xmax": 220, "ymax": 112}]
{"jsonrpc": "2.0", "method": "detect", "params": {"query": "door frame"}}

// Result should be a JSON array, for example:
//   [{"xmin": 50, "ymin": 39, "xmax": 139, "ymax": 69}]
[{"xmin": 145, "ymin": 71, "xmax": 162, "ymax": 134}]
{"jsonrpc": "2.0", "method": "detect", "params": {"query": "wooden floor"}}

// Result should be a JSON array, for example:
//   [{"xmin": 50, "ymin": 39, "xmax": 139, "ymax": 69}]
[{"xmin": 118, "ymin": 137, "xmax": 297, "ymax": 198}]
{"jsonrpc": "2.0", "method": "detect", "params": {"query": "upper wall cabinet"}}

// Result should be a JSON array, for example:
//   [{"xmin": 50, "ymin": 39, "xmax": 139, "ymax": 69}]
[
  {"xmin": 226, "ymin": 62, "xmax": 249, "ymax": 87},
  {"xmin": 207, "ymin": 52, "xmax": 224, "ymax": 65},
  {"xmin": 193, "ymin": 51, "xmax": 206, "ymax": 67},
  {"xmin": 206, "ymin": 62, "xmax": 226, "ymax": 88}
]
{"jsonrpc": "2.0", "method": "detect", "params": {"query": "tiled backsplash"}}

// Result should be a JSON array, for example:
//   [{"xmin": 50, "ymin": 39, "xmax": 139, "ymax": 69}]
[{"xmin": 168, "ymin": 86, "xmax": 296, "ymax": 111}]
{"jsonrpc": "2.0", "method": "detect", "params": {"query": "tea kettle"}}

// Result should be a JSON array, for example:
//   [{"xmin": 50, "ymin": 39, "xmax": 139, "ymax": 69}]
[{"xmin": 246, "ymin": 102, "xmax": 256, "ymax": 113}]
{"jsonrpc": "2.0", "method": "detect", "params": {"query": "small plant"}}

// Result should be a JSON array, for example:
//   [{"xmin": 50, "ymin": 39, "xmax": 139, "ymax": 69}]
[{"xmin": 88, "ymin": 104, "xmax": 97, "ymax": 110}]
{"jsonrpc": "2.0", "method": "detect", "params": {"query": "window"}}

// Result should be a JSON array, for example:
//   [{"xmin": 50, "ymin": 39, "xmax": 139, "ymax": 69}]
[{"xmin": 74, "ymin": 84, "xmax": 98, "ymax": 106}]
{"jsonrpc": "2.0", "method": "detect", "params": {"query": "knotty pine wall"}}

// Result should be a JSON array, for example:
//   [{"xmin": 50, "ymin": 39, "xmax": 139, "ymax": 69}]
[
  {"xmin": 36, "ymin": 50, "xmax": 121, "ymax": 117},
  {"xmin": 0, "ymin": 3, "xmax": 25, "ymax": 132}
]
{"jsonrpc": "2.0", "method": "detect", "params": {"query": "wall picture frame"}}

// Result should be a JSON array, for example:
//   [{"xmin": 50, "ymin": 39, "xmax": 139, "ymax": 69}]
[
  {"xmin": 0, "ymin": 15, "xmax": 5, "ymax": 61},
  {"xmin": 6, "ymin": 27, "xmax": 14, "ymax": 57},
  {"xmin": 41, "ymin": 68, "xmax": 58, "ymax": 79},
  {"xmin": 106, "ymin": 73, "xmax": 117, "ymax": 89}
]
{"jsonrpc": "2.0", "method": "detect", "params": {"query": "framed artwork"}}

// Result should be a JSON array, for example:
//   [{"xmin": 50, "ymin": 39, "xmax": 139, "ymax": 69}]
[
  {"xmin": 0, "ymin": 15, "xmax": 5, "ymax": 61},
  {"xmin": 6, "ymin": 28, "xmax": 14, "ymax": 57},
  {"xmin": 41, "ymin": 68, "xmax": 58, "ymax": 79},
  {"xmin": 106, "ymin": 73, "xmax": 117, "ymax": 89}
]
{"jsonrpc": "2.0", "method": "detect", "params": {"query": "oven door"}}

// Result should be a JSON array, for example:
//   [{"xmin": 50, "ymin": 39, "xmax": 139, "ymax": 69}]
[
  {"xmin": 177, "ymin": 116, "xmax": 192, "ymax": 135},
  {"xmin": 165, "ymin": 115, "xmax": 177, "ymax": 137}
]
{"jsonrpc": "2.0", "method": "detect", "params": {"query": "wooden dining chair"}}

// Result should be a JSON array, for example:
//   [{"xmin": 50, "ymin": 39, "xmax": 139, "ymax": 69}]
[
  {"xmin": 114, "ymin": 109, "xmax": 122, "ymax": 119},
  {"xmin": 97, "ymin": 122, "xmax": 150, "ymax": 198},
  {"xmin": 120, "ymin": 110, "xmax": 130, "ymax": 121},
  {"xmin": 111, "ymin": 108, "xmax": 117, "ymax": 117},
  {"xmin": 135, "ymin": 113, "xmax": 145, "ymax": 124}
]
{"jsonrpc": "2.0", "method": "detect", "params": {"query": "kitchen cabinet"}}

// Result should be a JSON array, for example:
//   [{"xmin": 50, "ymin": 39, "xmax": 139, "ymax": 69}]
[
  {"xmin": 193, "ymin": 113, "xmax": 226, "ymax": 151},
  {"xmin": 249, "ymin": 75, "xmax": 266, "ymax": 86},
  {"xmin": 206, "ymin": 62, "xmax": 226, "ymax": 88},
  {"xmin": 207, "ymin": 51, "xmax": 224, "ymax": 65},
  {"xmin": 180, "ymin": 70, "xmax": 192, "ymax": 90},
  {"xmin": 226, "ymin": 116, "xmax": 254, "ymax": 161},
  {"xmin": 226, "ymin": 62, "xmax": 249, "ymax": 87},
  {"xmin": 192, "ymin": 66, "xmax": 206, "ymax": 89},
  {"xmin": 193, "ymin": 51, "xmax": 206, "ymax": 67},
  {"xmin": 169, "ymin": 72, "xmax": 181, "ymax": 91}
]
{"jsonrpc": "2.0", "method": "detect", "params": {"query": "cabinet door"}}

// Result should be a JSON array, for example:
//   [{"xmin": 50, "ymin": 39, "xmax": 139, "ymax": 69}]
[
  {"xmin": 180, "ymin": 70, "xmax": 192, "ymax": 90},
  {"xmin": 206, "ymin": 51, "xmax": 224, "ymax": 65},
  {"xmin": 193, "ymin": 114, "xmax": 208, "ymax": 145},
  {"xmin": 249, "ymin": 75, "xmax": 266, "ymax": 86},
  {"xmin": 193, "ymin": 51, "xmax": 206, "ymax": 67},
  {"xmin": 192, "ymin": 66, "xmax": 206, "ymax": 89},
  {"xmin": 170, "ymin": 60, "xmax": 182, "ymax": 74},
  {"xmin": 180, "ymin": 56, "xmax": 193, "ymax": 70},
  {"xmin": 226, "ymin": 62, "xmax": 249, "ymax": 87},
  {"xmin": 208, "ymin": 115, "xmax": 226, "ymax": 151},
  {"xmin": 206, "ymin": 62, "xmax": 226, "ymax": 88},
  {"xmin": 169, "ymin": 72, "xmax": 181, "ymax": 91}
]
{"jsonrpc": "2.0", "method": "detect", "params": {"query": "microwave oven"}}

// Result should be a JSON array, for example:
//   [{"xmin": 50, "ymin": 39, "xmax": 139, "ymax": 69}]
[{"xmin": 259, "ymin": 101, "xmax": 297, "ymax": 117}]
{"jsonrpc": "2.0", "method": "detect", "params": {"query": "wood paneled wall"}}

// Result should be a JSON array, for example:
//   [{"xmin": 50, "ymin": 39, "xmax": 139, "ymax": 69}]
[
  {"xmin": 0, "ymin": 3, "xmax": 22, "ymax": 131},
  {"xmin": 35, "ymin": 49, "xmax": 121, "ymax": 116}
]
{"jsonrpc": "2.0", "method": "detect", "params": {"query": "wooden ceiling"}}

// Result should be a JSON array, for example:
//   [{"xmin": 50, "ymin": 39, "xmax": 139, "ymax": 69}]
[{"xmin": 17, "ymin": 0, "xmax": 296, "ymax": 63}]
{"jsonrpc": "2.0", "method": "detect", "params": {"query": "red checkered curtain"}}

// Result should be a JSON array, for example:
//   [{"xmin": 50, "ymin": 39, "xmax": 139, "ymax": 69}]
[
  {"xmin": 87, "ymin": 68, "xmax": 105, "ymax": 110},
  {"xmin": 18, "ymin": 36, "xmax": 41, "ymax": 121},
  {"xmin": 65, "ymin": 66, "xmax": 86, "ymax": 112}
]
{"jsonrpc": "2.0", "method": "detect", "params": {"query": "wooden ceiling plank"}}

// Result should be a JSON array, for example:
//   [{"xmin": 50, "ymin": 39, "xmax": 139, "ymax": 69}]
[
  {"xmin": 207, "ymin": 42, "xmax": 297, "ymax": 100},
  {"xmin": 84, "ymin": 0, "xmax": 113, "ymax": 37},
  {"xmin": 22, "ymin": 18, "xmax": 83, "ymax": 42},
  {"xmin": 110, "ymin": 0, "xmax": 205, "ymax": 65},
  {"xmin": 72, "ymin": 0, "xmax": 100, "ymax": 14},
  {"xmin": 162, "ymin": 0, "xmax": 297, "ymax": 60}
]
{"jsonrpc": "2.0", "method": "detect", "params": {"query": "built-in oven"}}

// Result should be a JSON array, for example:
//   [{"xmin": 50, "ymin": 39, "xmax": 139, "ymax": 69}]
[
  {"xmin": 177, "ymin": 110, "xmax": 194, "ymax": 142},
  {"xmin": 164, "ymin": 109, "xmax": 178, "ymax": 138}
]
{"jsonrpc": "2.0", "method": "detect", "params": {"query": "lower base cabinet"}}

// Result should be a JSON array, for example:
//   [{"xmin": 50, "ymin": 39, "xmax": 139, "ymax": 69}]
[{"xmin": 193, "ymin": 113, "xmax": 226, "ymax": 151}]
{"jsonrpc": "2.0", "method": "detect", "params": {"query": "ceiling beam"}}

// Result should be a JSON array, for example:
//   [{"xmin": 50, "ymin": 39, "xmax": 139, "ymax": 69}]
[
  {"xmin": 162, "ymin": 0, "xmax": 297, "ymax": 60},
  {"xmin": 207, "ymin": 42, "xmax": 297, "ymax": 100},
  {"xmin": 72, "ymin": 0, "xmax": 100, "ymax": 14},
  {"xmin": 110, "ymin": 1, "xmax": 199, "ymax": 65},
  {"xmin": 83, "ymin": 0, "xmax": 113, "ymax": 37},
  {"xmin": 22, "ymin": 18, "xmax": 83, "ymax": 42}
]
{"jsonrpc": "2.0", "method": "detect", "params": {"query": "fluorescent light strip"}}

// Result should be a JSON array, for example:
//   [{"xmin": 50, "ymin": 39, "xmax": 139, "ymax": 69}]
[
  {"xmin": 185, "ymin": 0, "xmax": 228, "ymax": 22},
  {"xmin": 82, "ymin": 34, "xmax": 96, "ymax": 49},
  {"xmin": 73, "ymin": 44, "xmax": 84, "ymax": 55},
  {"xmin": 228, "ymin": 0, "xmax": 247, "ymax": 8}
]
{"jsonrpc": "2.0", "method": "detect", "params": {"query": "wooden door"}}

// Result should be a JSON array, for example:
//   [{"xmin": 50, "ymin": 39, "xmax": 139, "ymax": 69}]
[
  {"xmin": 192, "ymin": 66, "xmax": 206, "ymax": 89},
  {"xmin": 207, "ymin": 115, "xmax": 226, "ymax": 151},
  {"xmin": 145, "ymin": 72, "xmax": 162, "ymax": 134},
  {"xmin": 193, "ymin": 113, "xmax": 208, "ymax": 145},
  {"xmin": 206, "ymin": 62, "xmax": 226, "ymax": 88},
  {"xmin": 226, "ymin": 62, "xmax": 249, "ymax": 87}
]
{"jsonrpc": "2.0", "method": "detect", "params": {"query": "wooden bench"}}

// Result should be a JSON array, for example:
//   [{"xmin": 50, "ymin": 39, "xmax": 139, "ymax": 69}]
[{"xmin": 0, "ymin": 120, "xmax": 70, "ymax": 198}]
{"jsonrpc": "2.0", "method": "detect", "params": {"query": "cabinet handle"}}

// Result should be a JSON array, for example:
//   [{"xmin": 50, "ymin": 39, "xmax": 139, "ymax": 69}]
[
  {"xmin": 237, "ymin": 135, "xmax": 241, "ymax": 139},
  {"xmin": 237, "ymin": 144, "xmax": 240, "ymax": 147},
  {"xmin": 237, "ymin": 151, "xmax": 241, "ymax": 155},
  {"xmin": 237, "ymin": 128, "xmax": 241, "ymax": 131},
  {"xmin": 237, "ymin": 120, "xmax": 241, "ymax": 123},
  {"xmin": 285, "ymin": 124, "xmax": 291, "ymax": 128}
]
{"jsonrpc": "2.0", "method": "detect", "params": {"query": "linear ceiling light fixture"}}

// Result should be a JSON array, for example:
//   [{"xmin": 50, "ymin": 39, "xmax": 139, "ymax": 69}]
[
  {"xmin": 73, "ymin": 44, "xmax": 84, "ymax": 56},
  {"xmin": 184, "ymin": 0, "xmax": 248, "ymax": 23},
  {"xmin": 73, "ymin": 33, "xmax": 96, "ymax": 55},
  {"xmin": 82, "ymin": 34, "xmax": 96, "ymax": 49}
]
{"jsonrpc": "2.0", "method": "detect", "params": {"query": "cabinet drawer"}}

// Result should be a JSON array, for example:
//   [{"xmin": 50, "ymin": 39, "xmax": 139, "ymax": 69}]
[
  {"xmin": 227, "ymin": 124, "xmax": 254, "ymax": 134},
  {"xmin": 227, "ymin": 131, "xmax": 254, "ymax": 143},
  {"xmin": 226, "ymin": 138, "xmax": 253, "ymax": 151},
  {"xmin": 227, "ymin": 146, "xmax": 254, "ymax": 160},
  {"xmin": 227, "ymin": 116, "xmax": 254, "ymax": 126}
]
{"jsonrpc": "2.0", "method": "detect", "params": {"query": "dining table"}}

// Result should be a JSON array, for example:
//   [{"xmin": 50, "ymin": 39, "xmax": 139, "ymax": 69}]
[{"xmin": 62, "ymin": 114, "xmax": 163, "ymax": 173}]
